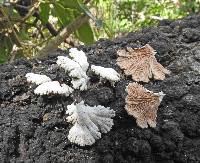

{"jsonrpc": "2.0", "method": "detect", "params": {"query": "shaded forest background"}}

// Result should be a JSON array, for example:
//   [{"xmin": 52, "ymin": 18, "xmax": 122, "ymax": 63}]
[{"xmin": 0, "ymin": 0, "xmax": 199, "ymax": 63}]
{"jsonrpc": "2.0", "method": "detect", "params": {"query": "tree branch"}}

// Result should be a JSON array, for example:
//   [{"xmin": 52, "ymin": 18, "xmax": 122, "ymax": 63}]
[
  {"xmin": 45, "ymin": 23, "xmax": 58, "ymax": 36},
  {"xmin": 34, "ymin": 11, "xmax": 59, "ymax": 37},
  {"xmin": 36, "ymin": 14, "xmax": 89, "ymax": 58},
  {"xmin": 20, "ymin": 2, "xmax": 40, "ymax": 23},
  {"xmin": 0, "ymin": 7, "xmax": 22, "ymax": 47}
]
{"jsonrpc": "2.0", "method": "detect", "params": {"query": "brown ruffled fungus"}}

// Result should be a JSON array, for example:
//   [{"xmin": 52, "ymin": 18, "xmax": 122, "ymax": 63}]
[
  {"xmin": 117, "ymin": 44, "xmax": 170, "ymax": 82},
  {"xmin": 125, "ymin": 82, "xmax": 165, "ymax": 128}
]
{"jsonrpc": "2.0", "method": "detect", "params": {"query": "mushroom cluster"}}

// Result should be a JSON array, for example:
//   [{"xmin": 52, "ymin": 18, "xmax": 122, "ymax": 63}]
[
  {"xmin": 117, "ymin": 44, "xmax": 170, "ymax": 128},
  {"xmin": 25, "ymin": 48, "xmax": 118, "ymax": 146},
  {"xmin": 24, "ymin": 44, "xmax": 170, "ymax": 145}
]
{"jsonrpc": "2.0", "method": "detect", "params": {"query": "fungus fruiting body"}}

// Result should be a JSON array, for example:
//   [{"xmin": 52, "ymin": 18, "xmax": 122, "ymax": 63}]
[
  {"xmin": 125, "ymin": 82, "xmax": 165, "ymax": 128},
  {"xmin": 25, "ymin": 73, "xmax": 51, "ymax": 85},
  {"xmin": 24, "ymin": 45, "xmax": 168, "ymax": 147},
  {"xmin": 56, "ymin": 56, "xmax": 87, "ymax": 79},
  {"xmin": 71, "ymin": 78, "xmax": 88, "ymax": 91},
  {"xmin": 34, "ymin": 81, "xmax": 73, "ymax": 96},
  {"xmin": 66, "ymin": 101, "xmax": 115, "ymax": 146},
  {"xmin": 57, "ymin": 55, "xmax": 89, "ymax": 90},
  {"xmin": 117, "ymin": 44, "xmax": 170, "ymax": 82},
  {"xmin": 91, "ymin": 65, "xmax": 120, "ymax": 83},
  {"xmin": 69, "ymin": 48, "xmax": 89, "ymax": 71}
]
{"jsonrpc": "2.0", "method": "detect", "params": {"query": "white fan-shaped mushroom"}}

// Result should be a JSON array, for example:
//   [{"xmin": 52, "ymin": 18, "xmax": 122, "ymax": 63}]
[
  {"xmin": 91, "ymin": 65, "xmax": 120, "ymax": 83},
  {"xmin": 56, "ymin": 56, "xmax": 81, "ymax": 72},
  {"xmin": 68, "ymin": 123, "xmax": 96, "ymax": 146},
  {"xmin": 25, "ymin": 73, "xmax": 51, "ymax": 85},
  {"xmin": 66, "ymin": 101, "xmax": 115, "ymax": 146},
  {"xmin": 69, "ymin": 48, "xmax": 89, "ymax": 71},
  {"xmin": 57, "ymin": 56, "xmax": 89, "ymax": 90},
  {"xmin": 34, "ymin": 81, "xmax": 73, "ymax": 96},
  {"xmin": 71, "ymin": 78, "xmax": 88, "ymax": 91}
]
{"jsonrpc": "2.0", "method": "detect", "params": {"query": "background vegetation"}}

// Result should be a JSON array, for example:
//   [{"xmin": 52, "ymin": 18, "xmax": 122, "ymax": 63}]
[{"xmin": 0, "ymin": 0, "xmax": 199, "ymax": 63}]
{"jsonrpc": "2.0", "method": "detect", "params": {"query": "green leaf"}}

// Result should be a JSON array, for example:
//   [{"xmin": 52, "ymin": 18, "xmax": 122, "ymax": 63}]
[
  {"xmin": 0, "ymin": 36, "xmax": 12, "ymax": 63},
  {"xmin": 18, "ymin": 28, "xmax": 30, "ymax": 40},
  {"xmin": 54, "ymin": 3, "xmax": 74, "ymax": 26},
  {"xmin": 57, "ymin": 0, "xmax": 103, "ymax": 27},
  {"xmin": 75, "ymin": 22, "xmax": 94, "ymax": 44},
  {"xmin": 39, "ymin": 3, "xmax": 50, "ymax": 24},
  {"xmin": 0, "ymin": 48, "xmax": 8, "ymax": 63},
  {"xmin": 58, "ymin": 0, "xmax": 82, "ymax": 10},
  {"xmin": 78, "ymin": 2, "xmax": 103, "ymax": 28}
]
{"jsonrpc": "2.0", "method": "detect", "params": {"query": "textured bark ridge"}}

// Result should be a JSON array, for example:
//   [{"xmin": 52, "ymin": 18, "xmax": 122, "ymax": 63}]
[{"xmin": 1, "ymin": 15, "xmax": 200, "ymax": 162}]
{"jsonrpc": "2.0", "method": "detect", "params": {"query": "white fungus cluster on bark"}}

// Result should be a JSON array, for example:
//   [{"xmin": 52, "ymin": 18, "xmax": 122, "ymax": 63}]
[
  {"xmin": 34, "ymin": 81, "xmax": 73, "ymax": 96},
  {"xmin": 25, "ymin": 73, "xmax": 73, "ymax": 97},
  {"xmin": 91, "ymin": 65, "xmax": 120, "ymax": 83},
  {"xmin": 57, "ymin": 48, "xmax": 89, "ymax": 90},
  {"xmin": 66, "ymin": 101, "xmax": 115, "ymax": 146},
  {"xmin": 25, "ymin": 73, "xmax": 51, "ymax": 85},
  {"xmin": 25, "ymin": 49, "xmax": 119, "ymax": 146}
]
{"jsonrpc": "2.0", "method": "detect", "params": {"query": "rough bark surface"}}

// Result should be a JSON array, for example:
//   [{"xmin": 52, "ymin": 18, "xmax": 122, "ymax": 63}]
[{"xmin": 1, "ymin": 15, "xmax": 200, "ymax": 163}]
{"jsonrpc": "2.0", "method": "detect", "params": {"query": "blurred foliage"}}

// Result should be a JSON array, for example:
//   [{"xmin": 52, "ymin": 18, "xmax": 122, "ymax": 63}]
[
  {"xmin": 91, "ymin": 0, "xmax": 200, "ymax": 38},
  {"xmin": 0, "ymin": 0, "xmax": 199, "ymax": 63},
  {"xmin": 0, "ymin": 0, "xmax": 96, "ymax": 63}
]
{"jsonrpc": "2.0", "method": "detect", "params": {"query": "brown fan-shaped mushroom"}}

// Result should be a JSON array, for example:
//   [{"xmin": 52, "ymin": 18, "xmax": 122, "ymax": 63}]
[
  {"xmin": 125, "ymin": 82, "xmax": 165, "ymax": 128},
  {"xmin": 117, "ymin": 44, "xmax": 170, "ymax": 82}
]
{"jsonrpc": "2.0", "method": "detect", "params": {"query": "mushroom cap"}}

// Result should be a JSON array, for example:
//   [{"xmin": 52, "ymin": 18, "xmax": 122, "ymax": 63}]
[{"xmin": 117, "ymin": 44, "xmax": 170, "ymax": 82}]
